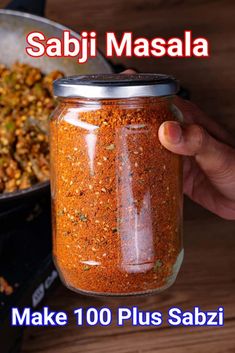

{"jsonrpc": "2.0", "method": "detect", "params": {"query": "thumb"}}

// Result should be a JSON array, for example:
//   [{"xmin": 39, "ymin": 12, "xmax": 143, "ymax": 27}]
[{"xmin": 158, "ymin": 121, "xmax": 235, "ymax": 197}]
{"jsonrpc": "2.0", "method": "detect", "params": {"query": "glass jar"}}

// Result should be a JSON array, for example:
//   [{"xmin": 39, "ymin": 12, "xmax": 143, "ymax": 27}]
[{"xmin": 50, "ymin": 74, "xmax": 183, "ymax": 296}]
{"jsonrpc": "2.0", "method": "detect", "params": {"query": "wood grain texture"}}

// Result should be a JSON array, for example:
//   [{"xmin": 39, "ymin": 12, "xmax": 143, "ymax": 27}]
[
  {"xmin": 20, "ymin": 217, "xmax": 235, "ymax": 353},
  {"xmin": 1, "ymin": 0, "xmax": 234, "ymax": 352},
  {"xmin": 46, "ymin": 0, "xmax": 235, "ymax": 132}
]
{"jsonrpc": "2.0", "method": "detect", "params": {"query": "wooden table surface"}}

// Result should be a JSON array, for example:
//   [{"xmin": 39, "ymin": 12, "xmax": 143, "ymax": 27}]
[
  {"xmin": 2, "ymin": 0, "xmax": 234, "ymax": 352},
  {"xmin": 21, "ymin": 215, "xmax": 235, "ymax": 353}
]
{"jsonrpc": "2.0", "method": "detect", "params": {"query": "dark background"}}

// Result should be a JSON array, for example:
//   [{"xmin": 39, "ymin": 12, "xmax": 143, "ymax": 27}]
[{"xmin": 1, "ymin": 0, "xmax": 235, "ymax": 352}]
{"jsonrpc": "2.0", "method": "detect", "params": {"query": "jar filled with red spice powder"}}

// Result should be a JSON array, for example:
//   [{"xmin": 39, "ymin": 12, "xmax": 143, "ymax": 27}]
[{"xmin": 50, "ymin": 74, "xmax": 183, "ymax": 296}]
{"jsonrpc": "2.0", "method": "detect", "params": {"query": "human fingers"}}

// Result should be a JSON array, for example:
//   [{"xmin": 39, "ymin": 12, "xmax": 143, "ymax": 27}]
[
  {"xmin": 174, "ymin": 96, "xmax": 235, "ymax": 148},
  {"xmin": 121, "ymin": 69, "xmax": 136, "ymax": 74},
  {"xmin": 158, "ymin": 121, "xmax": 235, "ymax": 200}
]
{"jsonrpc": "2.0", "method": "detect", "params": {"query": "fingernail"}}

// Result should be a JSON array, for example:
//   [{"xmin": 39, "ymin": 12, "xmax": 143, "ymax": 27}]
[{"xmin": 163, "ymin": 121, "xmax": 182, "ymax": 144}]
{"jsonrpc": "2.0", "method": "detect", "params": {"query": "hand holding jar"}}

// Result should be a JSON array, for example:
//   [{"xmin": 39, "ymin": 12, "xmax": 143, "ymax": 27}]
[
  {"xmin": 159, "ymin": 96, "xmax": 235, "ymax": 220},
  {"xmin": 124, "ymin": 69, "xmax": 235, "ymax": 220}
]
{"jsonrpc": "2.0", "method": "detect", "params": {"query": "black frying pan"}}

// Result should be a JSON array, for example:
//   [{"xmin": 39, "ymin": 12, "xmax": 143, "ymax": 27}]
[
  {"xmin": 0, "ymin": 0, "xmax": 189, "ymax": 215},
  {"xmin": 0, "ymin": 0, "xmax": 113, "ymax": 214}
]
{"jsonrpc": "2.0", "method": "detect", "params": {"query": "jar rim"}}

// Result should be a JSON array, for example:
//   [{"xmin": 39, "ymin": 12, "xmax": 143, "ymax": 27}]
[{"xmin": 53, "ymin": 73, "xmax": 179, "ymax": 99}]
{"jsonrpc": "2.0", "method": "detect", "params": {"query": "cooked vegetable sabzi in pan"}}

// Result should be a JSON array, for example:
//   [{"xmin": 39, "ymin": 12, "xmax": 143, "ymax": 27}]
[{"xmin": 0, "ymin": 62, "xmax": 63, "ymax": 193}]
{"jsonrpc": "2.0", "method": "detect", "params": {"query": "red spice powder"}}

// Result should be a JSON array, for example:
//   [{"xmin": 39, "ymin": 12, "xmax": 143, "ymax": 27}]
[{"xmin": 50, "ymin": 97, "xmax": 183, "ymax": 295}]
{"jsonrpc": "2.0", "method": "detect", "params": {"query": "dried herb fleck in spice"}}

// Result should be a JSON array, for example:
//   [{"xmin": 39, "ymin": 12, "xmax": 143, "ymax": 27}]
[{"xmin": 50, "ymin": 74, "xmax": 183, "ymax": 296}]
